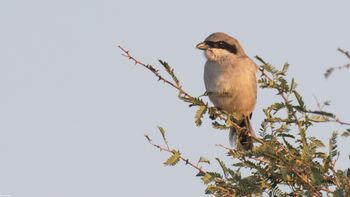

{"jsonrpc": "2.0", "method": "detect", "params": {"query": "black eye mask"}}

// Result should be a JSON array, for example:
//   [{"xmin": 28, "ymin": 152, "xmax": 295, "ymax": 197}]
[{"xmin": 204, "ymin": 41, "xmax": 237, "ymax": 54}]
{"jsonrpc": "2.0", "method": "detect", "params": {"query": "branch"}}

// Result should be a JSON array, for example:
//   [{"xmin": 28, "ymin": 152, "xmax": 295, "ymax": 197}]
[
  {"xmin": 145, "ymin": 135, "xmax": 206, "ymax": 174},
  {"xmin": 216, "ymin": 144, "xmax": 268, "ymax": 163},
  {"xmin": 332, "ymin": 118, "xmax": 350, "ymax": 126},
  {"xmin": 338, "ymin": 48, "xmax": 350, "ymax": 60},
  {"xmin": 312, "ymin": 96, "xmax": 350, "ymax": 126},
  {"xmin": 291, "ymin": 167, "xmax": 321, "ymax": 196},
  {"xmin": 259, "ymin": 67, "xmax": 306, "ymax": 145},
  {"xmin": 324, "ymin": 48, "xmax": 350, "ymax": 78},
  {"xmin": 118, "ymin": 45, "xmax": 191, "ymax": 98}
]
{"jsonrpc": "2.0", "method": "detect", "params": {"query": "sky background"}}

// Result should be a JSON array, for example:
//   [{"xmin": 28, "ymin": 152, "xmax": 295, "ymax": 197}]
[{"xmin": 1, "ymin": 1, "xmax": 350, "ymax": 196}]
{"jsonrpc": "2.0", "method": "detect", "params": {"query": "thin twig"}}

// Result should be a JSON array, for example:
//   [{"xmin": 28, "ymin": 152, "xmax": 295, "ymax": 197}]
[
  {"xmin": 216, "ymin": 144, "xmax": 269, "ymax": 163},
  {"xmin": 118, "ymin": 45, "xmax": 191, "ymax": 98},
  {"xmin": 313, "ymin": 95, "xmax": 324, "ymax": 111},
  {"xmin": 333, "ymin": 118, "xmax": 350, "ymax": 126},
  {"xmin": 324, "ymin": 48, "xmax": 350, "ymax": 78},
  {"xmin": 338, "ymin": 48, "xmax": 350, "ymax": 60},
  {"xmin": 146, "ymin": 136, "xmax": 206, "ymax": 174},
  {"xmin": 291, "ymin": 167, "xmax": 321, "ymax": 196},
  {"xmin": 312, "ymin": 96, "xmax": 350, "ymax": 126}
]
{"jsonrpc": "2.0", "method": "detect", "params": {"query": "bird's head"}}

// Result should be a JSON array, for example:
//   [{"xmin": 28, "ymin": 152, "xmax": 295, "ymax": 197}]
[{"xmin": 196, "ymin": 32, "xmax": 246, "ymax": 62}]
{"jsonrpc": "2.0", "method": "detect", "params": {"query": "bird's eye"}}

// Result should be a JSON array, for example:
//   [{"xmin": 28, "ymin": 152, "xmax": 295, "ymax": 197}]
[
  {"xmin": 216, "ymin": 41, "xmax": 237, "ymax": 54},
  {"xmin": 204, "ymin": 41, "xmax": 237, "ymax": 54},
  {"xmin": 218, "ymin": 41, "xmax": 226, "ymax": 47}
]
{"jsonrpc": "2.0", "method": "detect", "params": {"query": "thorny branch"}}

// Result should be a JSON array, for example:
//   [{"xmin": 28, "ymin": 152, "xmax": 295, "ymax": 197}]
[
  {"xmin": 145, "ymin": 135, "xmax": 206, "ymax": 174},
  {"xmin": 118, "ymin": 45, "xmax": 191, "ymax": 98}
]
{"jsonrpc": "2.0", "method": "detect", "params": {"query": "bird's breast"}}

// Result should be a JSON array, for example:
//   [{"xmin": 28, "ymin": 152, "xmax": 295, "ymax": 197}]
[{"xmin": 203, "ymin": 59, "xmax": 257, "ymax": 116}]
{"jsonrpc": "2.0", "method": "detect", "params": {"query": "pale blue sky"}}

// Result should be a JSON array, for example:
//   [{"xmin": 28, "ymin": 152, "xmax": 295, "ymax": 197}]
[{"xmin": 1, "ymin": 1, "xmax": 350, "ymax": 196}]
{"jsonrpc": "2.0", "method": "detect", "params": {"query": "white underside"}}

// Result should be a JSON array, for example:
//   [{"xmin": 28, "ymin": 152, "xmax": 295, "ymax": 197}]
[{"xmin": 204, "ymin": 57, "xmax": 257, "ymax": 117}]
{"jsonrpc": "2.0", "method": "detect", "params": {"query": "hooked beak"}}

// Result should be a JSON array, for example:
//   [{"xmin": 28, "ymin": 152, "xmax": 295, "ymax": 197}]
[{"xmin": 196, "ymin": 42, "xmax": 208, "ymax": 50}]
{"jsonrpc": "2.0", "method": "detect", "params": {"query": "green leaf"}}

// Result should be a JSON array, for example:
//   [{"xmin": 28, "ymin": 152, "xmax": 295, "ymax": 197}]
[
  {"xmin": 274, "ymin": 62, "xmax": 289, "ymax": 76},
  {"xmin": 207, "ymin": 171, "xmax": 222, "ymax": 179},
  {"xmin": 290, "ymin": 78, "xmax": 297, "ymax": 92},
  {"xmin": 198, "ymin": 157, "xmax": 210, "ymax": 165},
  {"xmin": 269, "ymin": 102, "xmax": 285, "ymax": 114},
  {"xmin": 277, "ymin": 77, "xmax": 289, "ymax": 92},
  {"xmin": 216, "ymin": 158, "xmax": 229, "ymax": 178},
  {"xmin": 309, "ymin": 137, "xmax": 325, "ymax": 148},
  {"xmin": 277, "ymin": 133, "xmax": 295, "ymax": 139},
  {"xmin": 144, "ymin": 134, "xmax": 151, "ymax": 142},
  {"xmin": 282, "ymin": 62, "xmax": 289, "ymax": 74},
  {"xmin": 182, "ymin": 96, "xmax": 206, "ymax": 107},
  {"xmin": 195, "ymin": 105, "xmax": 207, "ymax": 126},
  {"xmin": 145, "ymin": 64, "xmax": 158, "ymax": 73},
  {"xmin": 293, "ymin": 90, "xmax": 306, "ymax": 109},
  {"xmin": 329, "ymin": 131, "xmax": 338, "ymax": 159},
  {"xmin": 322, "ymin": 156, "xmax": 331, "ymax": 173},
  {"xmin": 201, "ymin": 173, "xmax": 213, "ymax": 184},
  {"xmin": 255, "ymin": 56, "xmax": 268, "ymax": 65},
  {"xmin": 196, "ymin": 171, "xmax": 205, "ymax": 177},
  {"xmin": 311, "ymin": 167, "xmax": 323, "ymax": 186},
  {"xmin": 308, "ymin": 110, "xmax": 335, "ymax": 118},
  {"xmin": 157, "ymin": 126, "xmax": 168, "ymax": 144},
  {"xmin": 282, "ymin": 137, "xmax": 299, "ymax": 156},
  {"xmin": 164, "ymin": 150, "xmax": 181, "ymax": 166},
  {"xmin": 308, "ymin": 115, "xmax": 328, "ymax": 122},
  {"xmin": 158, "ymin": 60, "xmax": 180, "ymax": 87}
]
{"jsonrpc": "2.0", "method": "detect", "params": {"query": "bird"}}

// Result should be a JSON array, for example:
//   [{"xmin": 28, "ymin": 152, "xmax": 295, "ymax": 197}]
[{"xmin": 196, "ymin": 32, "xmax": 258, "ymax": 150}]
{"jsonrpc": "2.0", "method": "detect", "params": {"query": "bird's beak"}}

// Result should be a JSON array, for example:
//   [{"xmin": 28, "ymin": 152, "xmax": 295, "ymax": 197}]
[{"xmin": 196, "ymin": 42, "xmax": 208, "ymax": 50}]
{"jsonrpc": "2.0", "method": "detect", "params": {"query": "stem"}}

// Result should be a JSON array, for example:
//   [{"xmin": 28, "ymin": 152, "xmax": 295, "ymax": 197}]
[
  {"xmin": 118, "ymin": 45, "xmax": 191, "ymax": 98},
  {"xmin": 146, "ymin": 136, "xmax": 206, "ymax": 174}
]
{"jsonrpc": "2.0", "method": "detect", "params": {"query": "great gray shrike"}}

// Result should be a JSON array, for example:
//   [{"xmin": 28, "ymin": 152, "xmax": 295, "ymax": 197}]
[{"xmin": 196, "ymin": 32, "xmax": 258, "ymax": 150}]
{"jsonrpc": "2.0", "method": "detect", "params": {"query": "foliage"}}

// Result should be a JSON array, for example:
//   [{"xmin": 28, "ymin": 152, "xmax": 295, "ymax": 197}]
[
  {"xmin": 120, "ymin": 46, "xmax": 350, "ymax": 196},
  {"xmin": 324, "ymin": 48, "xmax": 350, "ymax": 78}
]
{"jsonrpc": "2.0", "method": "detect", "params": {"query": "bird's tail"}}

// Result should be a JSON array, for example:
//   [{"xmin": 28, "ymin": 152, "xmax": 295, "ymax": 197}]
[{"xmin": 229, "ymin": 116, "xmax": 255, "ymax": 151}]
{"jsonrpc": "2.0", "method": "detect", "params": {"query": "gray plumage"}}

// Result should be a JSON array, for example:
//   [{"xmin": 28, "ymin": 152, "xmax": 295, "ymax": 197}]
[{"xmin": 196, "ymin": 32, "xmax": 258, "ymax": 150}]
